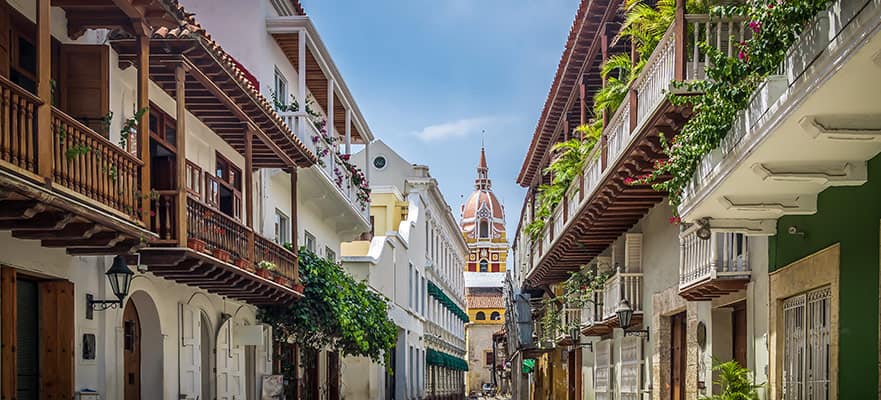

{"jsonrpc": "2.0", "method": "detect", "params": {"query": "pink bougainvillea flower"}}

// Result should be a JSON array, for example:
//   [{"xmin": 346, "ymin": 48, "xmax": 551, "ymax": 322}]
[
  {"xmin": 624, "ymin": 177, "xmax": 635, "ymax": 185},
  {"xmin": 748, "ymin": 21, "xmax": 761, "ymax": 33},
  {"xmin": 669, "ymin": 216, "xmax": 682, "ymax": 225}
]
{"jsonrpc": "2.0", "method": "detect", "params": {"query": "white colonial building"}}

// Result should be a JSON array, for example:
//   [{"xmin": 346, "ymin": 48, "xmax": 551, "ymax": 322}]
[{"xmin": 342, "ymin": 140, "xmax": 468, "ymax": 400}]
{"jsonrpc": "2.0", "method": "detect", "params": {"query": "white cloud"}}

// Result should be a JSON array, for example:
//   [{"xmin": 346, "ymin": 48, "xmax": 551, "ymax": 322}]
[{"xmin": 415, "ymin": 116, "xmax": 498, "ymax": 142}]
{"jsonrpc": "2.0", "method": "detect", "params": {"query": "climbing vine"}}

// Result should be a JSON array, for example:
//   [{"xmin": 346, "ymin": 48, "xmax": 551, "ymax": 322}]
[
  {"xmin": 635, "ymin": 0, "xmax": 833, "ymax": 211},
  {"xmin": 259, "ymin": 248, "xmax": 397, "ymax": 367}
]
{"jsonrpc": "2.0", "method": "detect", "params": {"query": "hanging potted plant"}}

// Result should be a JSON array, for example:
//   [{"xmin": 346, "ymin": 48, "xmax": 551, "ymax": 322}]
[
  {"xmin": 256, "ymin": 260, "xmax": 277, "ymax": 279},
  {"xmin": 292, "ymin": 280, "xmax": 305, "ymax": 293},
  {"xmin": 272, "ymin": 272, "xmax": 289, "ymax": 287}
]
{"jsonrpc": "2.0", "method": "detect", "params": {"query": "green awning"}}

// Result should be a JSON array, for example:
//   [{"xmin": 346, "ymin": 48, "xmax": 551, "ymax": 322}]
[
  {"xmin": 426, "ymin": 348, "xmax": 469, "ymax": 371},
  {"xmin": 427, "ymin": 281, "xmax": 469, "ymax": 322}
]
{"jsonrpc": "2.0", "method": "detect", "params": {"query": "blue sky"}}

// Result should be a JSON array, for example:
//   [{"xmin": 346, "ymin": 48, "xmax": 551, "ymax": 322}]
[{"xmin": 304, "ymin": 0, "xmax": 578, "ymax": 235}]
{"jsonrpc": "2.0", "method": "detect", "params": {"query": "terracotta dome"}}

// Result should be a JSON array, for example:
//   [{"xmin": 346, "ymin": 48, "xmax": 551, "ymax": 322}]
[{"xmin": 461, "ymin": 147, "xmax": 506, "ymax": 240}]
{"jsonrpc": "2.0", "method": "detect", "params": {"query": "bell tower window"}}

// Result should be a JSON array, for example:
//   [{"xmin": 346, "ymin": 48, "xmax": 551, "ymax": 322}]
[
  {"xmin": 479, "ymin": 259, "xmax": 488, "ymax": 272},
  {"xmin": 479, "ymin": 220, "xmax": 489, "ymax": 238}
]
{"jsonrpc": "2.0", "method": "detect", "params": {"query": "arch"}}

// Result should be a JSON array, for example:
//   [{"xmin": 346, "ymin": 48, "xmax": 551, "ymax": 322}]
[
  {"xmin": 475, "ymin": 312, "xmax": 486, "ymax": 320},
  {"xmin": 201, "ymin": 311, "xmax": 215, "ymax": 400},
  {"xmin": 127, "ymin": 290, "xmax": 164, "ymax": 399},
  {"xmin": 490, "ymin": 311, "xmax": 501, "ymax": 320},
  {"xmin": 478, "ymin": 219, "xmax": 489, "ymax": 238},
  {"xmin": 479, "ymin": 259, "xmax": 488, "ymax": 272}
]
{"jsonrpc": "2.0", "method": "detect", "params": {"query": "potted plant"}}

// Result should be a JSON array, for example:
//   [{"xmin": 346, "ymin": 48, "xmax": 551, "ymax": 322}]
[
  {"xmin": 256, "ymin": 260, "xmax": 277, "ymax": 279},
  {"xmin": 187, "ymin": 238, "xmax": 207, "ymax": 253},
  {"xmin": 234, "ymin": 258, "xmax": 254, "ymax": 272},
  {"xmin": 212, "ymin": 248, "xmax": 231, "ymax": 263},
  {"xmin": 273, "ymin": 273, "xmax": 289, "ymax": 286},
  {"xmin": 292, "ymin": 281, "xmax": 305, "ymax": 293}
]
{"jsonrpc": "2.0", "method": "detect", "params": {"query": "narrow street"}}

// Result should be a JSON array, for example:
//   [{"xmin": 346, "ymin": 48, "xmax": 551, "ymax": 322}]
[{"xmin": 0, "ymin": 0, "xmax": 878, "ymax": 399}]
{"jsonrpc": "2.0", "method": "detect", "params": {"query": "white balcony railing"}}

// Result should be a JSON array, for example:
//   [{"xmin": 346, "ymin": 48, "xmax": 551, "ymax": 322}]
[
  {"xmin": 679, "ymin": 229, "xmax": 750, "ymax": 289},
  {"xmin": 602, "ymin": 272, "xmax": 643, "ymax": 320},
  {"xmin": 279, "ymin": 111, "xmax": 369, "ymax": 221},
  {"xmin": 520, "ymin": 14, "xmax": 752, "ymax": 277}
]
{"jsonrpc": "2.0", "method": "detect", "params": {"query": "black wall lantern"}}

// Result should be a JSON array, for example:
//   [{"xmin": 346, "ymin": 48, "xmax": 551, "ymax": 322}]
[
  {"xmin": 615, "ymin": 299, "xmax": 649, "ymax": 340},
  {"xmin": 569, "ymin": 325, "xmax": 592, "ymax": 352},
  {"xmin": 86, "ymin": 255, "xmax": 135, "ymax": 319}
]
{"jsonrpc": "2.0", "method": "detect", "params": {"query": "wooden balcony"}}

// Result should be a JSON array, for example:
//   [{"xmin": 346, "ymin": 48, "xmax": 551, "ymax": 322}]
[
  {"xmin": 522, "ymin": 14, "xmax": 752, "ymax": 286},
  {"xmin": 679, "ymin": 228, "xmax": 750, "ymax": 301},
  {"xmin": 137, "ymin": 194, "xmax": 301, "ymax": 305},
  {"xmin": 0, "ymin": 76, "xmax": 153, "ymax": 254}
]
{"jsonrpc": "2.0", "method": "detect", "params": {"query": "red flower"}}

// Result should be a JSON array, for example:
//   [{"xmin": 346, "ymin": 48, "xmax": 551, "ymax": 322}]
[
  {"xmin": 669, "ymin": 216, "xmax": 682, "ymax": 224},
  {"xmin": 624, "ymin": 177, "xmax": 635, "ymax": 185},
  {"xmin": 748, "ymin": 21, "xmax": 761, "ymax": 33}
]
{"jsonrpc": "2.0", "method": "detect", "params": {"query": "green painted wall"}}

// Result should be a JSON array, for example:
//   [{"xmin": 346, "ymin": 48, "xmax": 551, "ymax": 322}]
[{"xmin": 769, "ymin": 154, "xmax": 881, "ymax": 399}]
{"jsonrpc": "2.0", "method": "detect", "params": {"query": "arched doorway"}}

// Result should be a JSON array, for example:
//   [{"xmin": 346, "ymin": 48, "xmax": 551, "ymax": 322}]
[
  {"xmin": 217, "ymin": 318, "xmax": 245, "ymax": 400},
  {"xmin": 201, "ymin": 312, "xmax": 214, "ymax": 400},
  {"xmin": 123, "ymin": 299, "xmax": 142, "ymax": 400},
  {"xmin": 125, "ymin": 290, "xmax": 164, "ymax": 399}
]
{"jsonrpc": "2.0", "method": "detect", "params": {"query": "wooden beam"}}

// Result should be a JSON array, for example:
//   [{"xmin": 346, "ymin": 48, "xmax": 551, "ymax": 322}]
[{"xmin": 175, "ymin": 64, "xmax": 188, "ymax": 246}]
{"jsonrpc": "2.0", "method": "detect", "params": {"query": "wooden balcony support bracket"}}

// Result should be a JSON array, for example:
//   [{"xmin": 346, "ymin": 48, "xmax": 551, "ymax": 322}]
[
  {"xmin": 245, "ymin": 123, "xmax": 255, "ymax": 263},
  {"xmin": 137, "ymin": 33, "xmax": 151, "ymax": 229},
  {"xmin": 175, "ymin": 63, "xmax": 189, "ymax": 246},
  {"xmin": 36, "ymin": 0, "xmax": 52, "ymax": 182}
]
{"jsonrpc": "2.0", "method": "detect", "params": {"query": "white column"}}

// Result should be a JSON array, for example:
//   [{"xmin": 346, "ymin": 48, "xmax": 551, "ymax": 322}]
[
  {"xmin": 327, "ymin": 78, "xmax": 335, "ymax": 138},
  {"xmin": 297, "ymin": 29, "xmax": 307, "ymax": 138},
  {"xmin": 345, "ymin": 108, "xmax": 352, "ymax": 154}
]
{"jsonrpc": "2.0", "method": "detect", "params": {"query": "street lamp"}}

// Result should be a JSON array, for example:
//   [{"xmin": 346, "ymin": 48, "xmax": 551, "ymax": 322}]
[
  {"xmin": 615, "ymin": 299, "xmax": 649, "ymax": 340},
  {"xmin": 569, "ymin": 325, "xmax": 592, "ymax": 352},
  {"xmin": 86, "ymin": 255, "xmax": 135, "ymax": 319}
]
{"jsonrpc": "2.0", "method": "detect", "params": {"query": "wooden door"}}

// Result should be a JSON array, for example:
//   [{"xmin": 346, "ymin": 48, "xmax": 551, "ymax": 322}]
[
  {"xmin": 327, "ymin": 351, "xmax": 340, "ymax": 400},
  {"xmin": 567, "ymin": 349, "xmax": 576, "ymax": 400},
  {"xmin": 0, "ymin": 1, "xmax": 10, "ymax": 77},
  {"xmin": 59, "ymin": 44, "xmax": 109, "ymax": 135},
  {"xmin": 732, "ymin": 301, "xmax": 747, "ymax": 368},
  {"xmin": 179, "ymin": 303, "xmax": 202, "ymax": 399},
  {"xmin": 123, "ymin": 299, "xmax": 142, "ymax": 400},
  {"xmin": 670, "ymin": 312, "xmax": 686, "ymax": 400}
]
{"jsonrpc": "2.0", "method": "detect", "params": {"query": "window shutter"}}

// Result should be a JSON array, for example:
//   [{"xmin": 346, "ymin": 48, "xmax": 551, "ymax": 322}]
[
  {"xmin": 216, "ymin": 318, "xmax": 245, "ymax": 400},
  {"xmin": 179, "ymin": 303, "xmax": 201, "ymax": 399},
  {"xmin": 619, "ymin": 336, "xmax": 642, "ymax": 400},
  {"xmin": 38, "ymin": 279, "xmax": 75, "ymax": 400},
  {"xmin": 594, "ymin": 339, "xmax": 612, "ymax": 400},
  {"xmin": 0, "ymin": 3, "xmax": 10, "ymax": 76},
  {"xmin": 59, "ymin": 44, "xmax": 109, "ymax": 135},
  {"xmin": 624, "ymin": 233, "xmax": 643, "ymax": 272}
]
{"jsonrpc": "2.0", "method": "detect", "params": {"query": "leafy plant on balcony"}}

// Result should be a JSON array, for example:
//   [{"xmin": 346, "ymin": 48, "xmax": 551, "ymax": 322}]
[
  {"xmin": 257, "ymin": 260, "xmax": 278, "ymax": 271},
  {"xmin": 699, "ymin": 360, "xmax": 762, "ymax": 400},
  {"xmin": 525, "ymin": 122, "xmax": 602, "ymax": 241},
  {"xmin": 562, "ymin": 266, "xmax": 611, "ymax": 307},
  {"xmin": 538, "ymin": 297, "xmax": 561, "ymax": 346},
  {"xmin": 340, "ymin": 154, "xmax": 371, "ymax": 211},
  {"xmin": 259, "ymin": 248, "xmax": 397, "ymax": 368},
  {"xmin": 636, "ymin": 0, "xmax": 833, "ymax": 211}
]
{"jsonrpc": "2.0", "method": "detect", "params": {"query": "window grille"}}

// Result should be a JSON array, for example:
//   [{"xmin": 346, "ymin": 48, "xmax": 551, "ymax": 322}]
[{"xmin": 783, "ymin": 286, "xmax": 831, "ymax": 400}]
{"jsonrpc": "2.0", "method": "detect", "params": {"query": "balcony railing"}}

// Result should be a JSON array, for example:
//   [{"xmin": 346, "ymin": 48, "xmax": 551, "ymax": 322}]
[
  {"xmin": 520, "ymin": 14, "xmax": 751, "ymax": 274},
  {"xmin": 602, "ymin": 272, "xmax": 643, "ymax": 320},
  {"xmin": 254, "ymin": 235, "xmax": 298, "ymax": 286},
  {"xmin": 280, "ymin": 111, "xmax": 369, "ymax": 221},
  {"xmin": 679, "ymin": 229, "xmax": 750, "ymax": 289},
  {"xmin": 0, "ymin": 75, "xmax": 40, "ymax": 173},
  {"xmin": 0, "ymin": 76, "xmax": 145, "ymax": 223}
]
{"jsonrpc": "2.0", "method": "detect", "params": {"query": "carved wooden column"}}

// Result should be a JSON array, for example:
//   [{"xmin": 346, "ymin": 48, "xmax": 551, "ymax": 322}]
[
  {"xmin": 674, "ymin": 0, "xmax": 687, "ymax": 80},
  {"xmin": 245, "ymin": 124, "xmax": 255, "ymax": 263},
  {"xmin": 35, "ymin": 0, "xmax": 52, "ymax": 181},
  {"xmin": 175, "ymin": 64, "xmax": 187, "ymax": 246},
  {"xmin": 137, "ymin": 33, "xmax": 151, "ymax": 228}
]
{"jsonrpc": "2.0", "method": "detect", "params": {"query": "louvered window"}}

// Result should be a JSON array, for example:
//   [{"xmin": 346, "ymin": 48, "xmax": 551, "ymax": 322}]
[
  {"xmin": 782, "ymin": 286, "xmax": 831, "ymax": 400},
  {"xmin": 595, "ymin": 339, "xmax": 613, "ymax": 400},
  {"xmin": 619, "ymin": 336, "xmax": 642, "ymax": 400}
]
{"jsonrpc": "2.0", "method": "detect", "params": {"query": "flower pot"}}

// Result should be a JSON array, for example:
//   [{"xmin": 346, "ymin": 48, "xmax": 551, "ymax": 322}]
[
  {"xmin": 234, "ymin": 258, "xmax": 254, "ymax": 272},
  {"xmin": 187, "ymin": 238, "xmax": 207, "ymax": 253},
  {"xmin": 292, "ymin": 283, "xmax": 305, "ymax": 292},
  {"xmin": 273, "ymin": 275, "xmax": 288, "ymax": 286},
  {"xmin": 256, "ymin": 269, "xmax": 272, "ymax": 279},
  {"xmin": 212, "ymin": 249, "xmax": 231, "ymax": 263}
]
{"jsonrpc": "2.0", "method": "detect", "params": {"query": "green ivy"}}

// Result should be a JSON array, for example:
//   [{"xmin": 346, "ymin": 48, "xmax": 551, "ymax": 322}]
[
  {"xmin": 638, "ymin": 0, "xmax": 833, "ymax": 211},
  {"xmin": 562, "ymin": 266, "xmax": 610, "ymax": 308},
  {"xmin": 427, "ymin": 281, "xmax": 469, "ymax": 322},
  {"xmin": 259, "ymin": 248, "xmax": 398, "ymax": 367}
]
